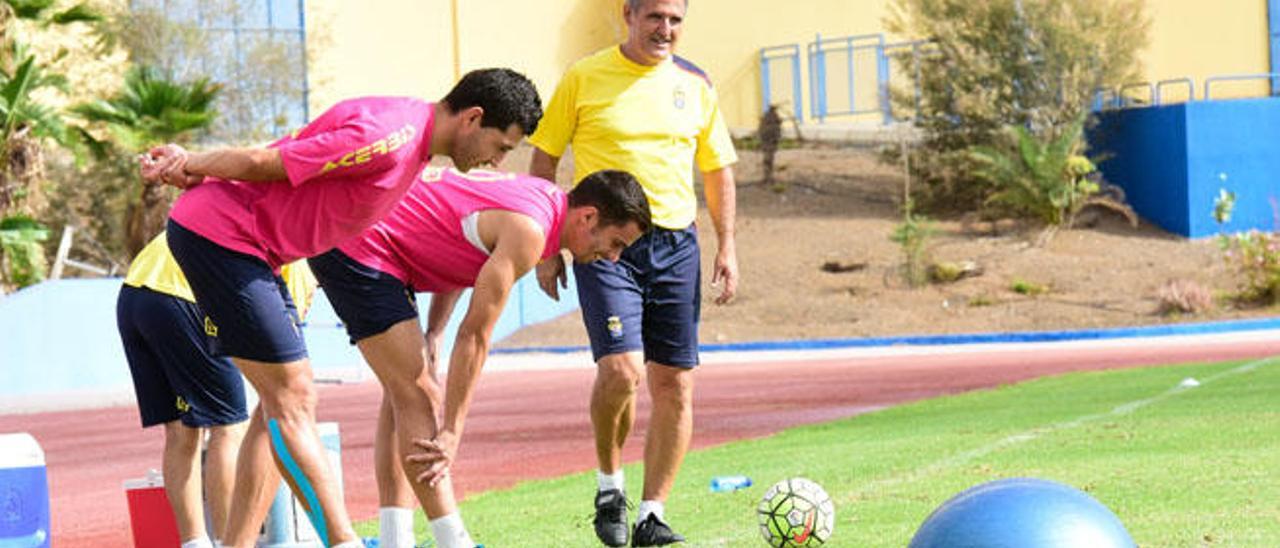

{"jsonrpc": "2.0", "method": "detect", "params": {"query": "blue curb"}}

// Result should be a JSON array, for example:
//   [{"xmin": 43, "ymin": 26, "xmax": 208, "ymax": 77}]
[{"xmin": 491, "ymin": 316, "xmax": 1280, "ymax": 356}]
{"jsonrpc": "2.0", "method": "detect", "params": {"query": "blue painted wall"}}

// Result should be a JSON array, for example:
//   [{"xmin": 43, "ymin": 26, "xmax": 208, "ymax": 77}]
[
  {"xmin": 1092, "ymin": 99, "xmax": 1280, "ymax": 238},
  {"xmin": 0, "ymin": 273, "xmax": 580, "ymax": 400},
  {"xmin": 1090, "ymin": 103, "xmax": 1190, "ymax": 235}
]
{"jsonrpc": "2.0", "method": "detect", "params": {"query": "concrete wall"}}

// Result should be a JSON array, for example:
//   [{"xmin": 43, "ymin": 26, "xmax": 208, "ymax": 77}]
[
  {"xmin": 1091, "ymin": 98, "xmax": 1280, "ymax": 238},
  {"xmin": 0, "ymin": 273, "xmax": 579, "ymax": 408}
]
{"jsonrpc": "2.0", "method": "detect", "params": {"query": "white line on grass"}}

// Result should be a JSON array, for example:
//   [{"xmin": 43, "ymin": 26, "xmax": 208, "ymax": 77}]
[{"xmin": 691, "ymin": 355, "xmax": 1277, "ymax": 547}]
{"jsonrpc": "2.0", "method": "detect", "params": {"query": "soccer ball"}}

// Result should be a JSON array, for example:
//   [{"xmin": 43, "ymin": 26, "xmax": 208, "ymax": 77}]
[{"xmin": 756, "ymin": 477, "xmax": 835, "ymax": 547}]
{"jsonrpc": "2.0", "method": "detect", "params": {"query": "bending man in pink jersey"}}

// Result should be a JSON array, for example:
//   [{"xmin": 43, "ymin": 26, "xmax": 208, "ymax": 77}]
[
  {"xmin": 307, "ymin": 168, "xmax": 651, "ymax": 548},
  {"xmin": 138, "ymin": 68, "xmax": 542, "ymax": 548}
]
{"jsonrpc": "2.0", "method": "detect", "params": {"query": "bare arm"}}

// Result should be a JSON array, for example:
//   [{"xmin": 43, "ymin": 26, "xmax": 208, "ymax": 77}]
[
  {"xmin": 530, "ymin": 147, "xmax": 570, "ymax": 299},
  {"xmin": 703, "ymin": 166, "xmax": 738, "ymax": 304},
  {"xmin": 529, "ymin": 147, "xmax": 560, "ymax": 184},
  {"xmin": 423, "ymin": 289, "xmax": 463, "ymax": 380},
  {"xmin": 411, "ymin": 216, "xmax": 544, "ymax": 486},
  {"xmin": 140, "ymin": 143, "xmax": 286, "ymax": 188}
]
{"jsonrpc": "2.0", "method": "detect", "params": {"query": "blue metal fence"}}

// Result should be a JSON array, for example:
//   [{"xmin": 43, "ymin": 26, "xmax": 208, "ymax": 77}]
[
  {"xmin": 759, "ymin": 44, "xmax": 803, "ymax": 122},
  {"xmin": 760, "ymin": 33, "xmax": 931, "ymax": 125},
  {"xmin": 1095, "ymin": 73, "xmax": 1280, "ymax": 111}
]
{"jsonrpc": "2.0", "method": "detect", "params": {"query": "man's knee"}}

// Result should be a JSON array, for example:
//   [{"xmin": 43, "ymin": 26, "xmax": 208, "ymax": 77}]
[
  {"xmin": 647, "ymin": 364, "xmax": 694, "ymax": 406},
  {"xmin": 207, "ymin": 422, "xmax": 247, "ymax": 449},
  {"xmin": 163, "ymin": 422, "xmax": 203, "ymax": 452},
  {"xmin": 597, "ymin": 353, "xmax": 643, "ymax": 396},
  {"xmin": 261, "ymin": 376, "xmax": 318, "ymax": 420}
]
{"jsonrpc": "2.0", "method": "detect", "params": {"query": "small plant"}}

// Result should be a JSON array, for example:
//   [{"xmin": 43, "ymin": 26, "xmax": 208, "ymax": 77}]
[
  {"xmin": 890, "ymin": 199, "xmax": 936, "ymax": 288},
  {"xmin": 1156, "ymin": 279, "xmax": 1214, "ymax": 315},
  {"xmin": 1213, "ymin": 190, "xmax": 1280, "ymax": 306},
  {"xmin": 968, "ymin": 294, "xmax": 996, "ymax": 307},
  {"xmin": 1010, "ymin": 277, "xmax": 1049, "ymax": 296},
  {"xmin": 0, "ymin": 215, "xmax": 50, "ymax": 289},
  {"xmin": 968, "ymin": 116, "xmax": 1138, "ymax": 244}
]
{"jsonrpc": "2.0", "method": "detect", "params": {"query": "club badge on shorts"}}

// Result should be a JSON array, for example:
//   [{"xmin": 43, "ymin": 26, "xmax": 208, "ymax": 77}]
[
  {"xmin": 204, "ymin": 316, "xmax": 219, "ymax": 337},
  {"xmin": 607, "ymin": 315, "xmax": 624, "ymax": 339}
]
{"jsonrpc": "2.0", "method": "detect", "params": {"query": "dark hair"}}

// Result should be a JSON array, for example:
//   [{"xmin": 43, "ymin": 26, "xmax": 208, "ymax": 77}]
[
  {"xmin": 569, "ymin": 170, "xmax": 652, "ymax": 233},
  {"xmin": 441, "ymin": 68, "xmax": 542, "ymax": 135},
  {"xmin": 626, "ymin": 0, "xmax": 688, "ymax": 10}
]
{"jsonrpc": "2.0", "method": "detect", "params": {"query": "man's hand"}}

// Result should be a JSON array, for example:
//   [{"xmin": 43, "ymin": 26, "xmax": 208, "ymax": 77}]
[
  {"xmin": 139, "ymin": 144, "xmax": 202, "ymax": 189},
  {"xmin": 535, "ymin": 250, "xmax": 569, "ymax": 301},
  {"xmin": 711, "ymin": 243, "xmax": 738, "ymax": 305},
  {"xmin": 407, "ymin": 430, "xmax": 460, "ymax": 488}
]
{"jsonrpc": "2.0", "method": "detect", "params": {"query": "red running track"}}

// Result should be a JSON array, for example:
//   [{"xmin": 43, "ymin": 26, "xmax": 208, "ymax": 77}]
[{"xmin": 3, "ymin": 338, "xmax": 1277, "ymax": 547}]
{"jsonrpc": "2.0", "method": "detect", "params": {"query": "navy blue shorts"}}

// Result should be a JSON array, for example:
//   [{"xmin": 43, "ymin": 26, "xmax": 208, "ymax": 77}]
[
  {"xmin": 117, "ymin": 285, "xmax": 248, "ymax": 428},
  {"xmin": 308, "ymin": 249, "xmax": 419, "ymax": 344},
  {"xmin": 574, "ymin": 225, "xmax": 701, "ymax": 367},
  {"xmin": 166, "ymin": 220, "xmax": 307, "ymax": 363}
]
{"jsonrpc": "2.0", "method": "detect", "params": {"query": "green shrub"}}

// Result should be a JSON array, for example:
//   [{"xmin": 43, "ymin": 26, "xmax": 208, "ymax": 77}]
[
  {"xmin": 0, "ymin": 215, "xmax": 50, "ymax": 288},
  {"xmin": 886, "ymin": 0, "xmax": 1150, "ymax": 211},
  {"xmin": 1213, "ymin": 191, "xmax": 1280, "ymax": 306}
]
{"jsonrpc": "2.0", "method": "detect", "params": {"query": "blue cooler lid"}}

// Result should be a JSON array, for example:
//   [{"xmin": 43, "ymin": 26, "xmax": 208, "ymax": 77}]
[{"xmin": 0, "ymin": 433, "xmax": 44, "ymax": 468}]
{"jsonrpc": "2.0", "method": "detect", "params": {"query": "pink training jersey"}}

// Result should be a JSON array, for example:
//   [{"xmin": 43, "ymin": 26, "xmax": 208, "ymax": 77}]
[
  {"xmin": 169, "ymin": 97, "xmax": 435, "ymax": 269},
  {"xmin": 338, "ymin": 168, "xmax": 568, "ymax": 292}
]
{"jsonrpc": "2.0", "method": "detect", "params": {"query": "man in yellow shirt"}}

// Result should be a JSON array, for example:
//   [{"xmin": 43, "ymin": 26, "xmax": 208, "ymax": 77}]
[
  {"xmin": 117, "ymin": 234, "xmax": 315, "ymax": 548},
  {"xmin": 528, "ymin": 0, "xmax": 738, "ymax": 545}
]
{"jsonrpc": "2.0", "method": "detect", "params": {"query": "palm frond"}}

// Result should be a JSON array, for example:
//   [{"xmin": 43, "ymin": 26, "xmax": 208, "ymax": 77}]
[
  {"xmin": 49, "ymin": 2, "xmax": 101, "ymax": 25},
  {"xmin": 4, "ymin": 0, "xmax": 55, "ymax": 20}
]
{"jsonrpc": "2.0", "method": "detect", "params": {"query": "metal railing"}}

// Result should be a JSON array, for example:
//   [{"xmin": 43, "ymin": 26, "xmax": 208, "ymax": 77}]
[
  {"xmin": 759, "ymin": 44, "xmax": 803, "ymax": 122},
  {"xmin": 806, "ymin": 33, "xmax": 890, "ymax": 123},
  {"xmin": 1204, "ymin": 73, "xmax": 1280, "ymax": 100},
  {"xmin": 1094, "ymin": 74, "xmax": 1279, "ymax": 111},
  {"xmin": 765, "ymin": 37, "xmax": 1280, "ymax": 123}
]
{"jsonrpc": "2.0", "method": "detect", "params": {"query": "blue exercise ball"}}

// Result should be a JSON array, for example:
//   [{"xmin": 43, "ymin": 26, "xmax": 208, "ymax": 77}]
[{"xmin": 909, "ymin": 478, "xmax": 1135, "ymax": 548}]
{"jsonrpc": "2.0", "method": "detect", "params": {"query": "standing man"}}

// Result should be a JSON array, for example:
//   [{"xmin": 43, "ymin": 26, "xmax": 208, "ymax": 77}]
[
  {"xmin": 528, "ymin": 1, "xmax": 738, "ymax": 545},
  {"xmin": 308, "ymin": 167, "xmax": 650, "ymax": 548},
  {"xmin": 117, "ymin": 233, "xmax": 315, "ymax": 548},
  {"xmin": 140, "ymin": 68, "xmax": 542, "ymax": 548}
]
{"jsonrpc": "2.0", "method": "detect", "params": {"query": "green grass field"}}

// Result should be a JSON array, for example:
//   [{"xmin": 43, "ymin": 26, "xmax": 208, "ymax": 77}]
[{"xmin": 356, "ymin": 355, "xmax": 1280, "ymax": 546}]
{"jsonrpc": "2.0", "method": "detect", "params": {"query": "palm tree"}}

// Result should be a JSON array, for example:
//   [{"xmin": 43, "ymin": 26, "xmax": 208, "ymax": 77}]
[
  {"xmin": 72, "ymin": 65, "xmax": 220, "ymax": 257},
  {"xmin": 0, "ymin": 0, "xmax": 103, "ymax": 290}
]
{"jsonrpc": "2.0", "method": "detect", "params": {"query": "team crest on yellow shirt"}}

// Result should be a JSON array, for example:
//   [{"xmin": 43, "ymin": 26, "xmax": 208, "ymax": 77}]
[{"xmin": 672, "ymin": 86, "xmax": 686, "ymax": 110}]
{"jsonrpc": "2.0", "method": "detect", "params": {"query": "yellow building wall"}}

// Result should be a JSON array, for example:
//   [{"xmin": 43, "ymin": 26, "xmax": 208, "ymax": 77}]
[
  {"xmin": 1141, "ymin": 0, "xmax": 1269, "ymax": 102},
  {"xmin": 305, "ymin": 0, "xmax": 1273, "ymax": 130},
  {"xmin": 304, "ymin": 0, "xmax": 455, "ymax": 113}
]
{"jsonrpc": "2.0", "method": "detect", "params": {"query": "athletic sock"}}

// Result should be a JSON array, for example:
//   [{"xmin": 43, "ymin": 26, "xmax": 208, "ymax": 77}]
[
  {"xmin": 637, "ymin": 500, "xmax": 665, "ymax": 523},
  {"xmin": 180, "ymin": 538, "xmax": 214, "ymax": 548},
  {"xmin": 380, "ymin": 506, "xmax": 416, "ymax": 548},
  {"xmin": 430, "ymin": 512, "xmax": 476, "ymax": 548},
  {"xmin": 597, "ymin": 469, "xmax": 625, "ymax": 493}
]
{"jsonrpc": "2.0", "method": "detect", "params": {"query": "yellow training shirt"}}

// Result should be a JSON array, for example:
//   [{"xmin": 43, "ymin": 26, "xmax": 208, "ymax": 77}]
[
  {"xmin": 123, "ymin": 233, "xmax": 319, "ymax": 320},
  {"xmin": 530, "ymin": 46, "xmax": 738, "ymax": 229}
]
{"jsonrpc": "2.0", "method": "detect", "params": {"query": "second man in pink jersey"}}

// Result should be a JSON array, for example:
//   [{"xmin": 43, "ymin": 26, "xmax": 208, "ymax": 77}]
[{"xmin": 308, "ymin": 168, "xmax": 652, "ymax": 548}]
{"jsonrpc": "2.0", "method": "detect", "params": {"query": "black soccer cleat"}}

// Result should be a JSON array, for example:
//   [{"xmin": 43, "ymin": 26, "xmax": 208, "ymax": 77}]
[
  {"xmin": 631, "ymin": 513, "xmax": 685, "ymax": 546},
  {"xmin": 593, "ymin": 489, "xmax": 630, "ymax": 547}
]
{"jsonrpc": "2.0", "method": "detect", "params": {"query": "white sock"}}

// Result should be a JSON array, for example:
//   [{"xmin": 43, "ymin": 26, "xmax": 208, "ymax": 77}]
[
  {"xmin": 180, "ymin": 538, "xmax": 214, "ymax": 548},
  {"xmin": 380, "ymin": 506, "xmax": 416, "ymax": 548},
  {"xmin": 597, "ymin": 469, "xmax": 625, "ymax": 493},
  {"xmin": 430, "ymin": 512, "xmax": 476, "ymax": 548},
  {"xmin": 637, "ymin": 500, "xmax": 665, "ymax": 523},
  {"xmin": 331, "ymin": 542, "xmax": 365, "ymax": 548}
]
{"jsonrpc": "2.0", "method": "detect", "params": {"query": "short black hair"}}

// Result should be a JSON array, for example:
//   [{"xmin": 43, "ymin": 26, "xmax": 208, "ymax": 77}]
[
  {"xmin": 441, "ymin": 68, "xmax": 542, "ymax": 135},
  {"xmin": 569, "ymin": 170, "xmax": 653, "ymax": 233},
  {"xmin": 626, "ymin": 0, "xmax": 688, "ymax": 10}
]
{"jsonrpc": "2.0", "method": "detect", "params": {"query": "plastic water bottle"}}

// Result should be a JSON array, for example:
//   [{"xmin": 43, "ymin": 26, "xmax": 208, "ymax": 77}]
[{"xmin": 709, "ymin": 475, "xmax": 753, "ymax": 492}]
